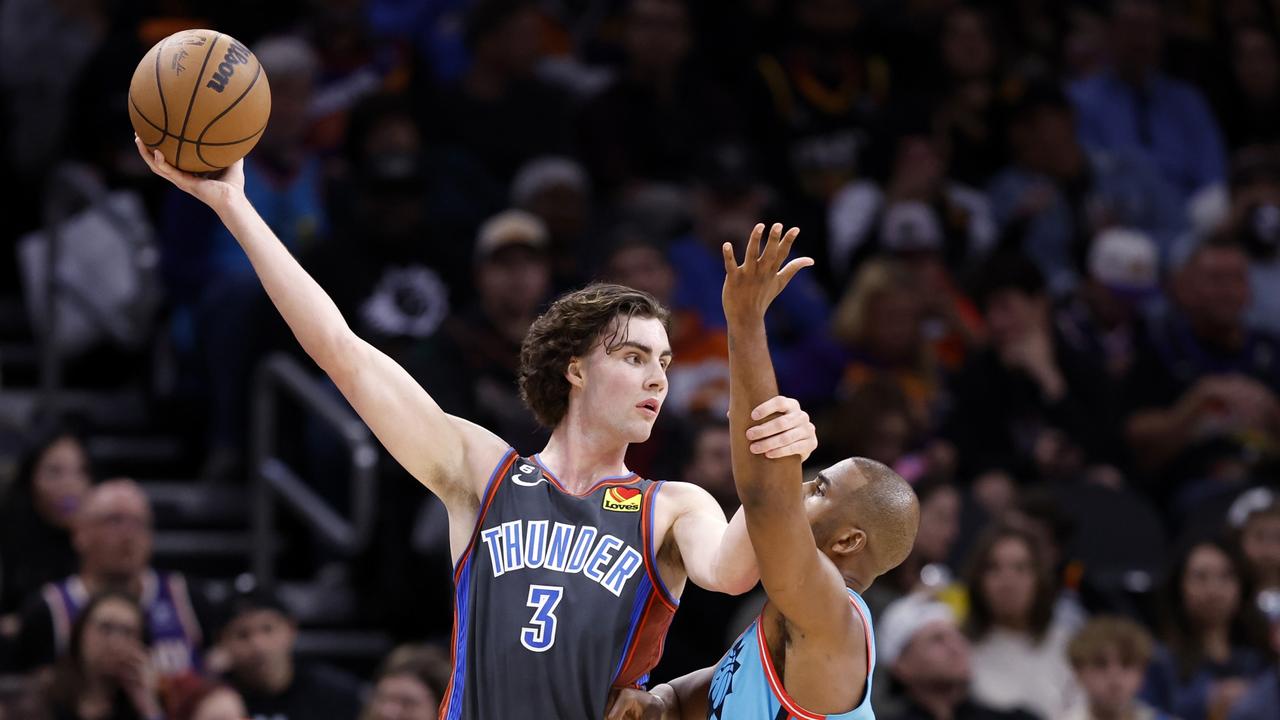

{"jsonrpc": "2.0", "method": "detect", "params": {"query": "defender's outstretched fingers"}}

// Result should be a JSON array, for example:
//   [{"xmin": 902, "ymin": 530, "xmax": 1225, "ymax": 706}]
[
  {"xmin": 722, "ymin": 241, "xmax": 737, "ymax": 274},
  {"xmin": 744, "ymin": 222, "xmax": 764, "ymax": 264},
  {"xmin": 778, "ymin": 257, "xmax": 815, "ymax": 285}
]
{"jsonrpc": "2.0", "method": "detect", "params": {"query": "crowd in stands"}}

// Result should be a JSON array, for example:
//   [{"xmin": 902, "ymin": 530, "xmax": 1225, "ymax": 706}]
[{"xmin": 4, "ymin": 0, "xmax": 1280, "ymax": 718}]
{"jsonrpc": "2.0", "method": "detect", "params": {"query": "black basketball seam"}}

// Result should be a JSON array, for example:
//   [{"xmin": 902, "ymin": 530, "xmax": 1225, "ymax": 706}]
[
  {"xmin": 192, "ymin": 123, "xmax": 268, "ymax": 170},
  {"xmin": 196, "ymin": 61, "xmax": 263, "ymax": 167},
  {"xmin": 133, "ymin": 94, "xmax": 266, "ymax": 146},
  {"xmin": 154, "ymin": 36, "xmax": 170, "ymax": 135},
  {"xmin": 129, "ymin": 95, "xmax": 167, "ymax": 145},
  {"xmin": 175, "ymin": 32, "xmax": 223, "ymax": 170}
]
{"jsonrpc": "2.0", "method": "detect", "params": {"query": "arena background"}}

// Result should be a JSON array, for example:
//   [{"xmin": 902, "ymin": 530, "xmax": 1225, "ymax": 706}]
[{"xmin": 3, "ymin": 0, "xmax": 1280, "ymax": 718}]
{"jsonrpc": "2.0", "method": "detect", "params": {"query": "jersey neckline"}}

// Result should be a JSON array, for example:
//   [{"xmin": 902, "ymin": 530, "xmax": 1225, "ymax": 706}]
[{"xmin": 532, "ymin": 453, "xmax": 640, "ymax": 497}]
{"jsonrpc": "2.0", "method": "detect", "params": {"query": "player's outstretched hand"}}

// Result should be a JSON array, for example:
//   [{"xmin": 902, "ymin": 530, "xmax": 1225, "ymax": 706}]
[
  {"xmin": 721, "ymin": 222, "xmax": 812, "ymax": 326},
  {"xmin": 747, "ymin": 395, "xmax": 817, "ymax": 461},
  {"xmin": 134, "ymin": 134, "xmax": 245, "ymax": 211}
]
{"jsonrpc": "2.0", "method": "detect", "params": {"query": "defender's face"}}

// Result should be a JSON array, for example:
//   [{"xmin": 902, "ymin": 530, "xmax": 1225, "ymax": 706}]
[{"xmin": 576, "ymin": 316, "xmax": 671, "ymax": 443}]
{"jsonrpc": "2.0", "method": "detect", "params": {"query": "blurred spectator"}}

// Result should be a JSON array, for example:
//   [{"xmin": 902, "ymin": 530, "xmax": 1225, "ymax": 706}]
[
  {"xmin": 361, "ymin": 644, "xmax": 449, "ymax": 720},
  {"xmin": 14, "ymin": 480, "xmax": 207, "ymax": 680},
  {"xmin": 167, "ymin": 678, "xmax": 248, "ymax": 720},
  {"xmin": 747, "ymin": 0, "xmax": 889, "ymax": 263},
  {"xmin": 1068, "ymin": 0, "xmax": 1227, "ymax": 201},
  {"xmin": 1123, "ymin": 238, "xmax": 1280, "ymax": 499},
  {"xmin": 669, "ymin": 143, "xmax": 831, "ymax": 348},
  {"xmin": 965, "ymin": 524, "xmax": 1083, "ymax": 719},
  {"xmin": 826, "ymin": 128, "xmax": 996, "ymax": 286},
  {"xmin": 604, "ymin": 235, "xmax": 730, "ymax": 420},
  {"xmin": 1064, "ymin": 616, "xmax": 1173, "ymax": 720},
  {"xmin": 427, "ymin": 0, "xmax": 572, "ymax": 185},
  {"xmin": 865, "ymin": 477, "xmax": 962, "ymax": 618},
  {"xmin": 944, "ymin": 252, "xmax": 1121, "ymax": 488},
  {"xmin": 1055, "ymin": 228, "xmax": 1161, "ymax": 382},
  {"xmin": 511, "ymin": 156, "xmax": 593, "ymax": 291},
  {"xmin": 46, "ymin": 591, "xmax": 164, "ymax": 720},
  {"xmin": 577, "ymin": 0, "xmax": 735, "ymax": 197},
  {"xmin": 159, "ymin": 34, "xmax": 329, "ymax": 481},
  {"xmin": 1005, "ymin": 487, "xmax": 1089, "ymax": 636},
  {"xmin": 1212, "ymin": 25, "xmax": 1280, "ymax": 151},
  {"xmin": 1220, "ymin": 146, "xmax": 1280, "ymax": 336},
  {"xmin": 1228, "ymin": 489, "xmax": 1280, "ymax": 599},
  {"xmin": 933, "ymin": 4, "xmax": 1015, "ymax": 187},
  {"xmin": 404, "ymin": 209, "xmax": 551, "ymax": 455},
  {"xmin": 1142, "ymin": 536, "xmax": 1271, "ymax": 720},
  {"xmin": 1228, "ymin": 612, "xmax": 1280, "ymax": 720},
  {"xmin": 306, "ymin": 97, "xmax": 450, "ymax": 361},
  {"xmin": 0, "ymin": 424, "xmax": 93, "ymax": 616},
  {"xmin": 218, "ymin": 585, "xmax": 362, "ymax": 720},
  {"xmin": 779, "ymin": 258, "xmax": 940, "ymax": 437},
  {"xmin": 988, "ymin": 83, "xmax": 1185, "ymax": 294},
  {"xmin": 877, "ymin": 592, "xmax": 1036, "ymax": 720}
]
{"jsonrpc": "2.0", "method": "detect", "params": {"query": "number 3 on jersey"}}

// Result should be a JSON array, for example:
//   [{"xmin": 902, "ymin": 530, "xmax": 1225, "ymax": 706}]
[{"xmin": 521, "ymin": 585, "xmax": 563, "ymax": 652}]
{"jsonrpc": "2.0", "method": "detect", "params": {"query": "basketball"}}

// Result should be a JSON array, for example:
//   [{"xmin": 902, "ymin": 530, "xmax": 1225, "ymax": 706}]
[{"xmin": 128, "ymin": 29, "xmax": 270, "ymax": 173}]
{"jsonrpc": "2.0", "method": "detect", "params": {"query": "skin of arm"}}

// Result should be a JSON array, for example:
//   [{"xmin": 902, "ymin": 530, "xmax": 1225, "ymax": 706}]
[{"xmin": 135, "ymin": 140, "xmax": 506, "ymax": 513}]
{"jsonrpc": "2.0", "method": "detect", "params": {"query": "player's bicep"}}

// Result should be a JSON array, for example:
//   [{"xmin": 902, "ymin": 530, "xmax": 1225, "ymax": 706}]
[{"xmin": 329, "ymin": 336, "xmax": 505, "ymax": 500}]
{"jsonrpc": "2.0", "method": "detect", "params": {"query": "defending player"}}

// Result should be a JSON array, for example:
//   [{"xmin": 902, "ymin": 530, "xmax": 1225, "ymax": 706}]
[
  {"xmin": 136, "ymin": 142, "xmax": 820, "ymax": 719},
  {"xmin": 608, "ymin": 224, "xmax": 920, "ymax": 720}
]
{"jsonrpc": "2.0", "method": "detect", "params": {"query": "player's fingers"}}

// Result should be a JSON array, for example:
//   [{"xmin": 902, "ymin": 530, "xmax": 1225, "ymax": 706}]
[
  {"xmin": 749, "ymin": 395, "xmax": 797, "ymax": 421},
  {"xmin": 777, "ymin": 257, "xmax": 815, "ymax": 286},
  {"xmin": 722, "ymin": 241, "xmax": 737, "ymax": 274},
  {"xmin": 762, "ymin": 222, "xmax": 783, "ymax": 263},
  {"xmin": 746, "ymin": 409, "xmax": 808, "ymax": 441},
  {"xmin": 765, "ymin": 435, "xmax": 817, "ymax": 460},
  {"xmin": 743, "ymin": 223, "xmax": 764, "ymax": 265},
  {"xmin": 750, "ymin": 426, "xmax": 807, "ymax": 455}
]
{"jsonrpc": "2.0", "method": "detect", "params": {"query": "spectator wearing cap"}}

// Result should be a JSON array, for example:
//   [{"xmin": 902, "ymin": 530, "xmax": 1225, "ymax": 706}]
[
  {"xmin": 1055, "ymin": 228, "xmax": 1162, "ymax": 382},
  {"xmin": 827, "ymin": 129, "xmax": 996, "ymax": 287},
  {"xmin": 1064, "ymin": 617, "xmax": 1175, "ymax": 720},
  {"xmin": 217, "ymin": 585, "xmax": 362, "ymax": 720},
  {"xmin": 510, "ymin": 156, "xmax": 593, "ymax": 292},
  {"xmin": 876, "ymin": 593, "xmax": 1036, "ymax": 720},
  {"xmin": 1228, "ymin": 488, "xmax": 1280, "ymax": 602},
  {"xmin": 1123, "ymin": 237, "xmax": 1280, "ymax": 503},
  {"xmin": 668, "ymin": 143, "xmax": 831, "ymax": 353},
  {"xmin": 943, "ymin": 252, "xmax": 1122, "ymax": 493},
  {"xmin": 987, "ymin": 82, "xmax": 1185, "ymax": 295},
  {"xmin": 1067, "ymin": 0, "xmax": 1227, "ymax": 201},
  {"xmin": 405, "ymin": 209, "xmax": 551, "ymax": 455}
]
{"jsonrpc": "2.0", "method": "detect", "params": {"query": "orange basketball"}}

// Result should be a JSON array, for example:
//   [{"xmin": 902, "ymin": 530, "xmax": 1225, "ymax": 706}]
[{"xmin": 128, "ymin": 29, "xmax": 270, "ymax": 173}]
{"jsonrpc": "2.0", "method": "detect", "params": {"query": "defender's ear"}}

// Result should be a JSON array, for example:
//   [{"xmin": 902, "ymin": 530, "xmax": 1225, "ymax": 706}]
[{"xmin": 832, "ymin": 527, "xmax": 867, "ymax": 557}]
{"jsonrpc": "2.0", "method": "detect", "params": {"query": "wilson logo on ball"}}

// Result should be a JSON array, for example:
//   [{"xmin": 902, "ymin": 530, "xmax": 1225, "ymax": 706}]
[
  {"xmin": 206, "ymin": 41, "xmax": 251, "ymax": 92},
  {"xmin": 602, "ymin": 487, "xmax": 642, "ymax": 512}
]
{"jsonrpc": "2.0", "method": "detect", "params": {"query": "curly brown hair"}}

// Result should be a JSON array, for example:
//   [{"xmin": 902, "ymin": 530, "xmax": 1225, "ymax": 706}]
[{"xmin": 519, "ymin": 283, "xmax": 670, "ymax": 428}]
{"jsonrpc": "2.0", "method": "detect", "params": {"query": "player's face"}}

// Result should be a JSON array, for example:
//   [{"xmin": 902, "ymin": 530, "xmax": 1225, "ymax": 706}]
[{"xmin": 577, "ymin": 316, "xmax": 671, "ymax": 443}]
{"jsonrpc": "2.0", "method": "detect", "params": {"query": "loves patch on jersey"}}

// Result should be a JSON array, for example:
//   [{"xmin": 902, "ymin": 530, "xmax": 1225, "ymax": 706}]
[{"xmin": 603, "ymin": 487, "xmax": 642, "ymax": 512}]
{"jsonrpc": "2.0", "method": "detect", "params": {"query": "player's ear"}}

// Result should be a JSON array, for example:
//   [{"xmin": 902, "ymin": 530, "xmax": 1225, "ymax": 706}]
[
  {"xmin": 565, "ymin": 357, "xmax": 586, "ymax": 389},
  {"xmin": 832, "ymin": 527, "xmax": 866, "ymax": 556}
]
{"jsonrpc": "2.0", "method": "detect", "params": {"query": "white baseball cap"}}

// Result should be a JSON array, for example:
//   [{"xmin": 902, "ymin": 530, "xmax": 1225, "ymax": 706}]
[
  {"xmin": 877, "ymin": 592, "xmax": 959, "ymax": 666},
  {"xmin": 1088, "ymin": 228, "xmax": 1159, "ymax": 294}
]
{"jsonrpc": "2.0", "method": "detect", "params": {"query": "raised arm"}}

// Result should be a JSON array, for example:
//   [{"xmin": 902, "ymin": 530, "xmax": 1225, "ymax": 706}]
[
  {"xmin": 721, "ymin": 223, "xmax": 853, "ymax": 634},
  {"xmin": 136, "ymin": 140, "xmax": 506, "ymax": 505}
]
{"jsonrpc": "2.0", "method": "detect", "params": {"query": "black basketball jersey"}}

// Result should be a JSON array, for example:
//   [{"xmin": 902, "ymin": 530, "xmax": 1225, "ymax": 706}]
[{"xmin": 439, "ymin": 450, "xmax": 679, "ymax": 720}]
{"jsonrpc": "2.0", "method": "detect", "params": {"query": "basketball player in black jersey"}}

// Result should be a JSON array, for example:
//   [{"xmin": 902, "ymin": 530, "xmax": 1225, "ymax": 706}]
[{"xmin": 138, "ymin": 140, "xmax": 821, "ymax": 719}]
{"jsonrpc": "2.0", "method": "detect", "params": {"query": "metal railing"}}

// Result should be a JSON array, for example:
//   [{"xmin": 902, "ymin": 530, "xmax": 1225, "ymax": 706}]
[{"xmin": 250, "ymin": 352, "xmax": 378, "ymax": 588}]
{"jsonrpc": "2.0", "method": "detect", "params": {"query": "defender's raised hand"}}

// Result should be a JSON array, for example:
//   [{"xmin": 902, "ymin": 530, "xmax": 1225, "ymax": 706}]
[{"xmin": 721, "ymin": 223, "xmax": 812, "ymax": 326}]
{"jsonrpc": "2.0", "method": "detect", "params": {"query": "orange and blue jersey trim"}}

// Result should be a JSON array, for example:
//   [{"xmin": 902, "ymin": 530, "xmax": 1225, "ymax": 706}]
[{"xmin": 439, "ymin": 448, "xmax": 518, "ymax": 720}]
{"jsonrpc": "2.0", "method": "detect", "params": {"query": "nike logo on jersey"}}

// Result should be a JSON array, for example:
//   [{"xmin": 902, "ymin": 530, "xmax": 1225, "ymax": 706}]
[
  {"xmin": 480, "ymin": 520, "xmax": 644, "ymax": 597},
  {"xmin": 510, "ymin": 463, "xmax": 547, "ymax": 487}
]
